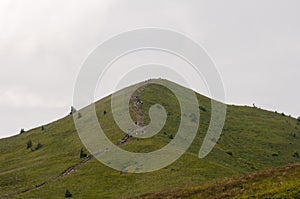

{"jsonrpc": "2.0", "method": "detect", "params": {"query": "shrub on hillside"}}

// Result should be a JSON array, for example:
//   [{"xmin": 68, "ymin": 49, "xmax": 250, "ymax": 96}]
[
  {"xmin": 293, "ymin": 151, "xmax": 299, "ymax": 158},
  {"xmin": 80, "ymin": 148, "xmax": 87, "ymax": 158},
  {"xmin": 26, "ymin": 140, "xmax": 32, "ymax": 149},
  {"xmin": 20, "ymin": 129, "xmax": 25, "ymax": 134},
  {"xmin": 65, "ymin": 189, "xmax": 72, "ymax": 198},
  {"xmin": 199, "ymin": 106, "xmax": 207, "ymax": 112},
  {"xmin": 35, "ymin": 143, "xmax": 43, "ymax": 150},
  {"xmin": 290, "ymin": 133, "xmax": 297, "ymax": 138},
  {"xmin": 297, "ymin": 117, "xmax": 300, "ymax": 122},
  {"xmin": 70, "ymin": 106, "xmax": 77, "ymax": 115}
]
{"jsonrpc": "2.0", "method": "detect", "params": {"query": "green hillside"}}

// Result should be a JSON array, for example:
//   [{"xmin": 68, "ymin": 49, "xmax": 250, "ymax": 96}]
[
  {"xmin": 0, "ymin": 79, "xmax": 299, "ymax": 198},
  {"xmin": 135, "ymin": 163, "xmax": 300, "ymax": 199}
]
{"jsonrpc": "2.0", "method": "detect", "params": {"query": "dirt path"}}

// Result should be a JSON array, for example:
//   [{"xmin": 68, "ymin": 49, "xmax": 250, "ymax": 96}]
[
  {"xmin": 120, "ymin": 81, "xmax": 150, "ymax": 144},
  {"xmin": 130, "ymin": 81, "xmax": 150, "ymax": 127}
]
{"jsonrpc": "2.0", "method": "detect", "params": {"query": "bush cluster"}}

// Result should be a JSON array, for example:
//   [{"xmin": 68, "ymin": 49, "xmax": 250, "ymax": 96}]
[{"xmin": 26, "ymin": 140, "xmax": 43, "ymax": 151}]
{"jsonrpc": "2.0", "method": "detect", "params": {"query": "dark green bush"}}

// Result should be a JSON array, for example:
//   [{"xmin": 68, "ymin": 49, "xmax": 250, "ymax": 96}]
[
  {"xmin": 80, "ymin": 148, "xmax": 87, "ymax": 158},
  {"xmin": 199, "ymin": 106, "xmax": 207, "ymax": 112},
  {"xmin": 26, "ymin": 140, "xmax": 32, "ymax": 149},
  {"xmin": 70, "ymin": 106, "xmax": 77, "ymax": 115},
  {"xmin": 290, "ymin": 133, "xmax": 297, "ymax": 138},
  {"xmin": 168, "ymin": 134, "xmax": 174, "ymax": 140},
  {"xmin": 65, "ymin": 189, "xmax": 72, "ymax": 198},
  {"xmin": 35, "ymin": 143, "xmax": 43, "ymax": 150},
  {"xmin": 20, "ymin": 129, "xmax": 25, "ymax": 134}
]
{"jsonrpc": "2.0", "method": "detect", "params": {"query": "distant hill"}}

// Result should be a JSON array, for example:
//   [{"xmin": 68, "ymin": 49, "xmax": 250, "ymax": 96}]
[{"xmin": 0, "ymin": 79, "xmax": 299, "ymax": 198}]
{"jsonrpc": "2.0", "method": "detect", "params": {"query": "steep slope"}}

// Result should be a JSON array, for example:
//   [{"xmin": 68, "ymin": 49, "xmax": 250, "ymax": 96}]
[{"xmin": 0, "ymin": 79, "xmax": 299, "ymax": 198}]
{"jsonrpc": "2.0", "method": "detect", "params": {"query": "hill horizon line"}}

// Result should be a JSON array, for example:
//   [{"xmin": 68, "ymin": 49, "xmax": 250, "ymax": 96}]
[{"xmin": 2, "ymin": 78, "xmax": 297, "ymax": 140}]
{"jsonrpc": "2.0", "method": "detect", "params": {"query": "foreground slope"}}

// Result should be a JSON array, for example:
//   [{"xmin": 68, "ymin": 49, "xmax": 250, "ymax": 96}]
[
  {"xmin": 0, "ymin": 79, "xmax": 299, "ymax": 198},
  {"xmin": 136, "ymin": 163, "xmax": 300, "ymax": 199}
]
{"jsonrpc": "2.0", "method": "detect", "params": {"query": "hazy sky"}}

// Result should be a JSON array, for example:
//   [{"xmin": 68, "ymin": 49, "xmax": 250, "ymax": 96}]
[{"xmin": 0, "ymin": 0, "xmax": 299, "ymax": 138}]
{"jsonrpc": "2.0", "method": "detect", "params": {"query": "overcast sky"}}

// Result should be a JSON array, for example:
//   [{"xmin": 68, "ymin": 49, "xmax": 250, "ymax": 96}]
[{"xmin": 0, "ymin": 0, "xmax": 299, "ymax": 138}]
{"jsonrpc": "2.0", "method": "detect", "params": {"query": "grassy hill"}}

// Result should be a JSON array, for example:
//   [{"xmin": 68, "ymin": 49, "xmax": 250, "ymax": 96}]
[{"xmin": 0, "ymin": 79, "xmax": 299, "ymax": 198}]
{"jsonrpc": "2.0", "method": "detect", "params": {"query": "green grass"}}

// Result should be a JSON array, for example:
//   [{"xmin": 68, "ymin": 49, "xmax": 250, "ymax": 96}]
[
  {"xmin": 136, "ymin": 163, "xmax": 300, "ymax": 199},
  {"xmin": 0, "ymin": 79, "xmax": 300, "ymax": 198}
]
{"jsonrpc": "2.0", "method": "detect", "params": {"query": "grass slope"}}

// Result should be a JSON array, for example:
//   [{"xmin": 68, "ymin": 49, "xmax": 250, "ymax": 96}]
[
  {"xmin": 0, "ymin": 79, "xmax": 299, "ymax": 198},
  {"xmin": 135, "ymin": 163, "xmax": 300, "ymax": 199}
]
